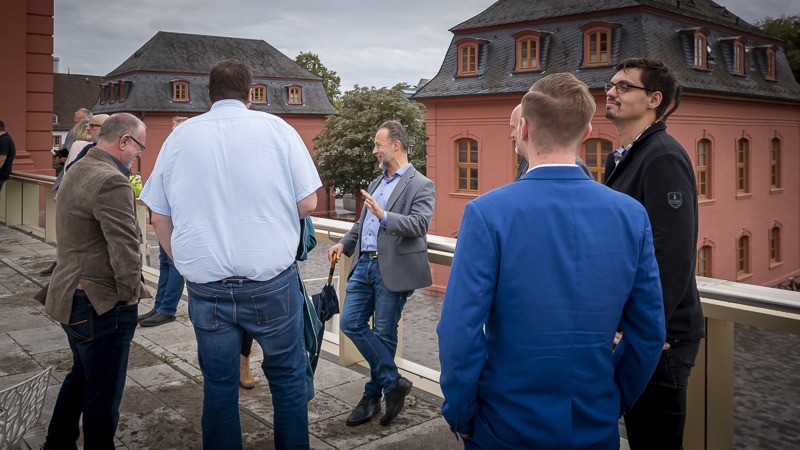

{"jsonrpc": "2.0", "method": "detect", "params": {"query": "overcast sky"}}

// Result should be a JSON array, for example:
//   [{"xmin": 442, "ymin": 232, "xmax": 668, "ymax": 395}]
[{"xmin": 53, "ymin": 0, "xmax": 797, "ymax": 90}]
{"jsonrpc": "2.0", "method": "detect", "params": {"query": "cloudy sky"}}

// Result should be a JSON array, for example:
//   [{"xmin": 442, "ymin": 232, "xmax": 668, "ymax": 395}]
[{"xmin": 53, "ymin": 0, "xmax": 797, "ymax": 90}]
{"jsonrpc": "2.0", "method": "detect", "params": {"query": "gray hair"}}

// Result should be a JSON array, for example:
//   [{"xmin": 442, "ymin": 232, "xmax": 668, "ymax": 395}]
[
  {"xmin": 97, "ymin": 113, "xmax": 145, "ymax": 142},
  {"xmin": 76, "ymin": 108, "xmax": 93, "ymax": 119}
]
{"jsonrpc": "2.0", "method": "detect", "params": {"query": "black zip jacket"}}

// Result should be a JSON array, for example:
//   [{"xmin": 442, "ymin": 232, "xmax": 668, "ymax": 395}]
[{"xmin": 605, "ymin": 121, "xmax": 705, "ymax": 342}]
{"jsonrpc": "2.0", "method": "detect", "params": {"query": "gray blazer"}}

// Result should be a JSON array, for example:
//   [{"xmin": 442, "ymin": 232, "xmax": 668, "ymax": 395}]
[{"xmin": 339, "ymin": 165, "xmax": 435, "ymax": 292}]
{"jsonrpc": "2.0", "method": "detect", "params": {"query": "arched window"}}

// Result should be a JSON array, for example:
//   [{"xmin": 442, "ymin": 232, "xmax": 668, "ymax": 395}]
[
  {"xmin": 287, "ymin": 86, "xmax": 302, "ymax": 105},
  {"xmin": 587, "ymin": 30, "xmax": 609, "ymax": 65},
  {"xmin": 456, "ymin": 138, "xmax": 479, "ymax": 192},
  {"xmin": 514, "ymin": 31, "xmax": 544, "ymax": 71},
  {"xmin": 697, "ymin": 245, "xmax": 712, "ymax": 277},
  {"xmin": 766, "ymin": 49, "xmax": 776, "ymax": 80},
  {"xmin": 733, "ymin": 42, "xmax": 745, "ymax": 75},
  {"xmin": 252, "ymin": 84, "xmax": 267, "ymax": 104},
  {"xmin": 696, "ymin": 139, "xmax": 711, "ymax": 199},
  {"xmin": 770, "ymin": 138, "xmax": 781, "ymax": 189},
  {"xmin": 172, "ymin": 81, "xmax": 189, "ymax": 102},
  {"xmin": 456, "ymin": 40, "xmax": 481, "ymax": 76},
  {"xmin": 769, "ymin": 226, "xmax": 781, "ymax": 263},
  {"xmin": 736, "ymin": 138, "xmax": 749, "ymax": 194},
  {"xmin": 737, "ymin": 235, "xmax": 750, "ymax": 276},
  {"xmin": 694, "ymin": 33, "xmax": 707, "ymax": 68},
  {"xmin": 580, "ymin": 138, "xmax": 613, "ymax": 182}
]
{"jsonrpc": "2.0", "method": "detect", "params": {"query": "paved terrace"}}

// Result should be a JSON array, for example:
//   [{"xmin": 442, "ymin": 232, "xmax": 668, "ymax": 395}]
[{"xmin": 1, "ymin": 223, "xmax": 799, "ymax": 449}]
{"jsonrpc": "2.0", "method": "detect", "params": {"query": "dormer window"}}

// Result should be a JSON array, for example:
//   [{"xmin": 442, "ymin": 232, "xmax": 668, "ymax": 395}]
[
  {"xmin": 767, "ymin": 49, "xmax": 776, "ymax": 80},
  {"xmin": 455, "ymin": 38, "xmax": 487, "ymax": 77},
  {"xmin": 52, "ymin": 114, "xmax": 59, "ymax": 125},
  {"xmin": 694, "ymin": 33, "xmax": 707, "ymax": 68},
  {"xmin": 119, "ymin": 81, "xmax": 126, "ymax": 102},
  {"xmin": 109, "ymin": 83, "xmax": 116, "ymax": 103},
  {"xmin": 719, "ymin": 37, "xmax": 747, "ymax": 76},
  {"xmin": 172, "ymin": 81, "xmax": 189, "ymax": 102},
  {"xmin": 252, "ymin": 84, "xmax": 267, "ymax": 104},
  {"xmin": 287, "ymin": 85, "xmax": 302, "ymax": 105},
  {"xmin": 580, "ymin": 22, "xmax": 620, "ymax": 67},
  {"xmin": 733, "ymin": 42, "xmax": 745, "ymax": 75},
  {"xmin": 514, "ymin": 31, "xmax": 548, "ymax": 72}
]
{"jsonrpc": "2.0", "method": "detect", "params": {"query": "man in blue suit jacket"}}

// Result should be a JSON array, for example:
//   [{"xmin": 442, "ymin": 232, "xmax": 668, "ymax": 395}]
[{"xmin": 437, "ymin": 73, "xmax": 666, "ymax": 449}]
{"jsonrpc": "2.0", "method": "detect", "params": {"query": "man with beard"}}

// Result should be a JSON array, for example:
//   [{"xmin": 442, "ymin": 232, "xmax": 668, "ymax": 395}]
[
  {"xmin": 603, "ymin": 57, "xmax": 703, "ymax": 450},
  {"xmin": 328, "ymin": 120, "xmax": 435, "ymax": 427}
]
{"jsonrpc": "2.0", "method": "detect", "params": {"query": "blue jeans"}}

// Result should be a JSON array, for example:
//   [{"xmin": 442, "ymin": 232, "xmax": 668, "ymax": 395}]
[
  {"xmin": 44, "ymin": 291, "xmax": 138, "ymax": 450},
  {"xmin": 187, "ymin": 264, "xmax": 309, "ymax": 450},
  {"xmin": 340, "ymin": 255, "xmax": 411, "ymax": 401},
  {"xmin": 153, "ymin": 244, "xmax": 184, "ymax": 317}
]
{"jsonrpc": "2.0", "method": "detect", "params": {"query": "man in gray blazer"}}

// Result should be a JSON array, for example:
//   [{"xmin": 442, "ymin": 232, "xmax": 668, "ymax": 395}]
[
  {"xmin": 37, "ymin": 113, "xmax": 150, "ymax": 449},
  {"xmin": 329, "ymin": 120, "xmax": 435, "ymax": 427}
]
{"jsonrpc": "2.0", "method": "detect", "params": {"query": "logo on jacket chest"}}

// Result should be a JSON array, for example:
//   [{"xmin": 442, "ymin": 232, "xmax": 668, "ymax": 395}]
[{"xmin": 667, "ymin": 192, "xmax": 683, "ymax": 209}]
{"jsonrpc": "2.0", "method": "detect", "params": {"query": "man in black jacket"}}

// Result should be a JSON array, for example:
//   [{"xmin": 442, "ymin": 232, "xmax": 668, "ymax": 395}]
[{"xmin": 604, "ymin": 57, "xmax": 704, "ymax": 450}]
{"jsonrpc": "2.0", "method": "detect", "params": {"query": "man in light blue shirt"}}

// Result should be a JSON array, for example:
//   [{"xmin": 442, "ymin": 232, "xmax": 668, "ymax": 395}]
[{"xmin": 140, "ymin": 59, "xmax": 320, "ymax": 450}]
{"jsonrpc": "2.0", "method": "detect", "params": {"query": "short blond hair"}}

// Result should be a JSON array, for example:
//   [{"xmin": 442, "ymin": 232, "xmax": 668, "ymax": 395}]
[{"xmin": 520, "ymin": 73, "xmax": 596, "ymax": 152}]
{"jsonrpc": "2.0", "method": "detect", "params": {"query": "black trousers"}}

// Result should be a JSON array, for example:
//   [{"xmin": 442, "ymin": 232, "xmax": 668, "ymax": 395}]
[{"xmin": 624, "ymin": 340, "xmax": 701, "ymax": 450}]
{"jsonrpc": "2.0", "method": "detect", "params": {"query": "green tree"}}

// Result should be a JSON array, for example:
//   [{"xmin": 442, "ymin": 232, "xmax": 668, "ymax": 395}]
[
  {"xmin": 313, "ymin": 84, "xmax": 427, "ymax": 197},
  {"xmin": 756, "ymin": 15, "xmax": 800, "ymax": 82},
  {"xmin": 295, "ymin": 52, "xmax": 342, "ymax": 108}
]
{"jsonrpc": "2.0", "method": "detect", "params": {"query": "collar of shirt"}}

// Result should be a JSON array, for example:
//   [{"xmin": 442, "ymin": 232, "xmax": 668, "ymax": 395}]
[
  {"xmin": 210, "ymin": 99, "xmax": 248, "ymax": 111},
  {"xmin": 383, "ymin": 163, "xmax": 412, "ymax": 181},
  {"xmin": 615, "ymin": 123, "xmax": 655, "ymax": 164},
  {"xmin": 530, "ymin": 163, "xmax": 576, "ymax": 172}
]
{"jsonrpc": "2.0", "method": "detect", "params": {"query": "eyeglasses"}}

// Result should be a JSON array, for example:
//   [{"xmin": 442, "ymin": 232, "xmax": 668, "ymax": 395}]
[
  {"xmin": 604, "ymin": 81, "xmax": 651, "ymax": 94},
  {"xmin": 123, "ymin": 134, "xmax": 146, "ymax": 152},
  {"xmin": 87, "ymin": 123, "xmax": 102, "ymax": 129}
]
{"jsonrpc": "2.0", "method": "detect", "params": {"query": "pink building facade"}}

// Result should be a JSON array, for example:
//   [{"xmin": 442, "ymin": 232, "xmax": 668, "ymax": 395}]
[{"xmin": 415, "ymin": 0, "xmax": 800, "ymax": 291}]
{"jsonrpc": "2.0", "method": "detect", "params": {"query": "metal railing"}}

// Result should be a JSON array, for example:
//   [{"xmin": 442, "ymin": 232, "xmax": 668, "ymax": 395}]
[{"xmin": 4, "ymin": 170, "xmax": 800, "ymax": 449}]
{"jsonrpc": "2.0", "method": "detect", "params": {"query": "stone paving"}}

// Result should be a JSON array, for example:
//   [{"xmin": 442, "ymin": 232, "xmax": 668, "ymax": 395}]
[
  {"xmin": 0, "ymin": 225, "xmax": 459, "ymax": 449},
  {"xmin": 2, "ymin": 223, "xmax": 800, "ymax": 448}
]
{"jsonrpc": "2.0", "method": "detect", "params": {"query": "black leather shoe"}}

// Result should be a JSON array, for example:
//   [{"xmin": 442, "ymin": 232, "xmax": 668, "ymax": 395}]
[
  {"xmin": 380, "ymin": 377, "xmax": 412, "ymax": 426},
  {"xmin": 138, "ymin": 312, "xmax": 176, "ymax": 327},
  {"xmin": 137, "ymin": 309, "xmax": 157, "ymax": 322},
  {"xmin": 40, "ymin": 262, "xmax": 57, "ymax": 276},
  {"xmin": 346, "ymin": 395, "xmax": 381, "ymax": 426}
]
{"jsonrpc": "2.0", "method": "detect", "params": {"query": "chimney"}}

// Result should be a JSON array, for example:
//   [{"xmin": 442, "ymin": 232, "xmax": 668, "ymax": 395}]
[{"xmin": 53, "ymin": 56, "xmax": 60, "ymax": 73}]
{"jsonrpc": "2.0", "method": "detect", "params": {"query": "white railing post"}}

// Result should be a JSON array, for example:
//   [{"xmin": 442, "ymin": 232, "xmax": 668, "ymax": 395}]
[
  {"xmin": 44, "ymin": 187, "xmax": 56, "ymax": 243},
  {"xmin": 4, "ymin": 178, "xmax": 22, "ymax": 226}
]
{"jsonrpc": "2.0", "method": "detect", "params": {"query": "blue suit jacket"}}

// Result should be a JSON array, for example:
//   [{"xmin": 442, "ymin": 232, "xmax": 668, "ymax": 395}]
[{"xmin": 437, "ymin": 166, "xmax": 665, "ymax": 449}]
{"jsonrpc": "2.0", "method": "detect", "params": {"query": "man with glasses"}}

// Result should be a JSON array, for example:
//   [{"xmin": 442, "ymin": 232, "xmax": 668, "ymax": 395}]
[
  {"xmin": 64, "ymin": 114, "xmax": 110, "ymax": 169},
  {"xmin": 604, "ymin": 57, "xmax": 704, "ymax": 450},
  {"xmin": 38, "ymin": 113, "xmax": 149, "ymax": 449}
]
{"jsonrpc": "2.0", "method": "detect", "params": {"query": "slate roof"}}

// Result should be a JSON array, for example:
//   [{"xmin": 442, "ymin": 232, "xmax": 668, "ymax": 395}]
[
  {"xmin": 415, "ymin": 0, "xmax": 800, "ymax": 101},
  {"xmin": 451, "ymin": 0, "xmax": 768, "ymax": 37},
  {"xmin": 93, "ymin": 31, "xmax": 337, "ymax": 116},
  {"xmin": 53, "ymin": 73, "xmax": 103, "ymax": 132}
]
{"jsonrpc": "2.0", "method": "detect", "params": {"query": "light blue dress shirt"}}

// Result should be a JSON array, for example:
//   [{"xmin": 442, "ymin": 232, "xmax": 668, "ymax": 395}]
[
  {"xmin": 140, "ymin": 100, "xmax": 322, "ymax": 283},
  {"xmin": 360, "ymin": 163, "xmax": 411, "ymax": 253}
]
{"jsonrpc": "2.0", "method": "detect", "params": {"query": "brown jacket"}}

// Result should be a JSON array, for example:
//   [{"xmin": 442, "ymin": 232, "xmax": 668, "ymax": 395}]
[{"xmin": 38, "ymin": 147, "xmax": 148, "ymax": 324}]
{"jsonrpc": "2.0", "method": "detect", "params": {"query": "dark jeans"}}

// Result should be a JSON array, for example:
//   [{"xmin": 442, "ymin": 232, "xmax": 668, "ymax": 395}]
[
  {"xmin": 153, "ymin": 244, "xmax": 184, "ymax": 317},
  {"xmin": 44, "ymin": 291, "xmax": 138, "ymax": 450},
  {"xmin": 624, "ymin": 340, "xmax": 701, "ymax": 450},
  {"xmin": 187, "ymin": 264, "xmax": 309, "ymax": 450}
]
